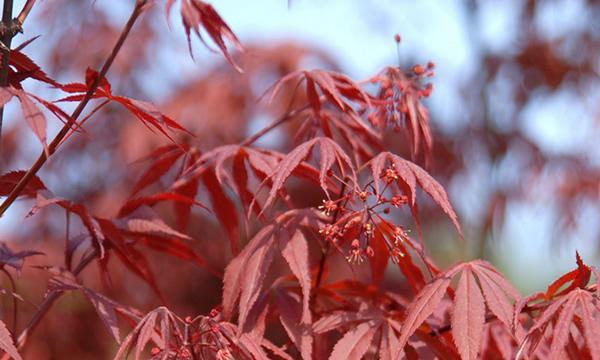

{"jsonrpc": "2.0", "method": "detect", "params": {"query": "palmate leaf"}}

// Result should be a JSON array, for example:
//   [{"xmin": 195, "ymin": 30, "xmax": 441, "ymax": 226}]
[
  {"xmin": 166, "ymin": 0, "xmax": 243, "ymax": 72},
  {"xmin": 313, "ymin": 302, "xmax": 400, "ymax": 360},
  {"xmin": 58, "ymin": 68, "xmax": 191, "ymax": 142},
  {"xmin": 114, "ymin": 306, "xmax": 182, "ymax": 360},
  {"xmin": 222, "ymin": 210, "xmax": 314, "ymax": 331},
  {"xmin": 516, "ymin": 254, "xmax": 600, "ymax": 360},
  {"xmin": 261, "ymin": 137, "xmax": 356, "ymax": 212},
  {"xmin": 268, "ymin": 69, "xmax": 371, "ymax": 117},
  {"xmin": 396, "ymin": 260, "xmax": 519, "ymax": 360},
  {"xmin": 368, "ymin": 152, "xmax": 463, "ymax": 238},
  {"xmin": 172, "ymin": 145, "xmax": 279, "ymax": 252},
  {"xmin": 116, "ymin": 307, "xmax": 270, "ymax": 360},
  {"xmin": 172, "ymin": 144, "xmax": 332, "ymax": 253},
  {"xmin": 29, "ymin": 190, "xmax": 214, "ymax": 296},
  {"xmin": 516, "ymin": 289, "xmax": 600, "ymax": 360}
]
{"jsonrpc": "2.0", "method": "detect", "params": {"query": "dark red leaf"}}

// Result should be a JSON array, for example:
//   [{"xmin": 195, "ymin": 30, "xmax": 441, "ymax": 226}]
[
  {"xmin": 0, "ymin": 170, "xmax": 46, "ymax": 198},
  {"xmin": 171, "ymin": 0, "xmax": 243, "ymax": 71}
]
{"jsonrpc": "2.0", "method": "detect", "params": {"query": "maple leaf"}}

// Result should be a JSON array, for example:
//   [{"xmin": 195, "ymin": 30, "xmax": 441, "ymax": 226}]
[
  {"xmin": 29, "ymin": 190, "xmax": 107, "ymax": 258},
  {"xmin": 58, "ymin": 68, "xmax": 191, "ymax": 142},
  {"xmin": 0, "ymin": 170, "xmax": 46, "ymax": 198},
  {"xmin": 0, "ymin": 87, "xmax": 49, "ymax": 154},
  {"xmin": 515, "ymin": 254, "xmax": 599, "ymax": 359},
  {"xmin": 274, "ymin": 290, "xmax": 312, "ymax": 360},
  {"xmin": 268, "ymin": 69, "xmax": 371, "ymax": 117},
  {"xmin": 544, "ymin": 251, "xmax": 591, "ymax": 300},
  {"xmin": 329, "ymin": 319, "xmax": 381, "ymax": 360},
  {"xmin": 166, "ymin": 0, "xmax": 243, "ymax": 72},
  {"xmin": 368, "ymin": 152, "xmax": 463, "ymax": 238},
  {"xmin": 261, "ymin": 137, "xmax": 357, "ymax": 212},
  {"xmin": 116, "ymin": 307, "xmax": 269, "ymax": 360},
  {"xmin": 117, "ymin": 192, "xmax": 208, "ymax": 219},
  {"xmin": 175, "ymin": 145, "xmax": 279, "ymax": 217},
  {"xmin": 114, "ymin": 306, "xmax": 182, "ymax": 360},
  {"xmin": 46, "ymin": 268, "xmax": 136, "ymax": 343},
  {"xmin": 130, "ymin": 144, "xmax": 187, "ymax": 196},
  {"xmin": 222, "ymin": 210, "xmax": 314, "ymax": 330},
  {"xmin": 0, "ymin": 243, "xmax": 43, "ymax": 274},
  {"xmin": 313, "ymin": 302, "xmax": 401, "ymax": 360},
  {"xmin": 516, "ymin": 289, "xmax": 600, "ymax": 360},
  {"xmin": 396, "ymin": 260, "xmax": 519, "ymax": 360},
  {"xmin": 0, "ymin": 48, "xmax": 59, "ymax": 88},
  {"xmin": 0, "ymin": 320, "xmax": 22, "ymax": 360},
  {"xmin": 373, "ymin": 221, "xmax": 434, "ymax": 292}
]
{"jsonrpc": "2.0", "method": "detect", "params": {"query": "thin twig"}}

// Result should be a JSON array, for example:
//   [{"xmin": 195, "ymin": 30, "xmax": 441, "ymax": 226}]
[{"xmin": 0, "ymin": 1, "xmax": 147, "ymax": 217}]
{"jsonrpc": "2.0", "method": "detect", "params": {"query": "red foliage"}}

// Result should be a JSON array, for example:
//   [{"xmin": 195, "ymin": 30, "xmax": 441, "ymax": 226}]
[{"xmin": 0, "ymin": 1, "xmax": 598, "ymax": 359}]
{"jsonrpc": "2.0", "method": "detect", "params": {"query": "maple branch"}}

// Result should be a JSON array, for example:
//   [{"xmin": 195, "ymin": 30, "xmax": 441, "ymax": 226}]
[
  {"xmin": 0, "ymin": 0, "xmax": 147, "ymax": 218},
  {"xmin": 0, "ymin": 0, "xmax": 16, "ymax": 150},
  {"xmin": 13, "ymin": 248, "xmax": 97, "ymax": 352}
]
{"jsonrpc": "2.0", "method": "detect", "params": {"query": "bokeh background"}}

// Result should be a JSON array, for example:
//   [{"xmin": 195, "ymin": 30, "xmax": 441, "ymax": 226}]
[{"xmin": 0, "ymin": 0, "xmax": 599, "ymax": 358}]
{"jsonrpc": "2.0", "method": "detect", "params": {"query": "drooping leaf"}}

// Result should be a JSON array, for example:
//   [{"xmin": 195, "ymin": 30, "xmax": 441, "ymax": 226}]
[
  {"xmin": 222, "ymin": 224, "xmax": 278, "ymax": 325},
  {"xmin": 261, "ymin": 137, "xmax": 356, "ymax": 211},
  {"xmin": 202, "ymin": 168, "xmax": 240, "ymax": 254},
  {"xmin": 115, "ymin": 307, "xmax": 181, "ymax": 360},
  {"xmin": 222, "ymin": 210, "xmax": 313, "ymax": 327},
  {"xmin": 369, "ymin": 152, "xmax": 463, "ymax": 238},
  {"xmin": 379, "ymin": 322, "xmax": 401, "ymax": 360},
  {"xmin": 274, "ymin": 290, "xmax": 313, "ymax": 360},
  {"xmin": 58, "ymin": 68, "xmax": 191, "ymax": 141},
  {"xmin": 168, "ymin": 0, "xmax": 243, "ymax": 71},
  {"xmin": 0, "ymin": 87, "xmax": 48, "ymax": 153},
  {"xmin": 280, "ymin": 230, "xmax": 312, "ymax": 325},
  {"xmin": 118, "ymin": 191, "xmax": 207, "ymax": 218},
  {"xmin": 130, "ymin": 145, "xmax": 186, "ymax": 196},
  {"xmin": 268, "ymin": 69, "xmax": 371, "ymax": 116}
]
